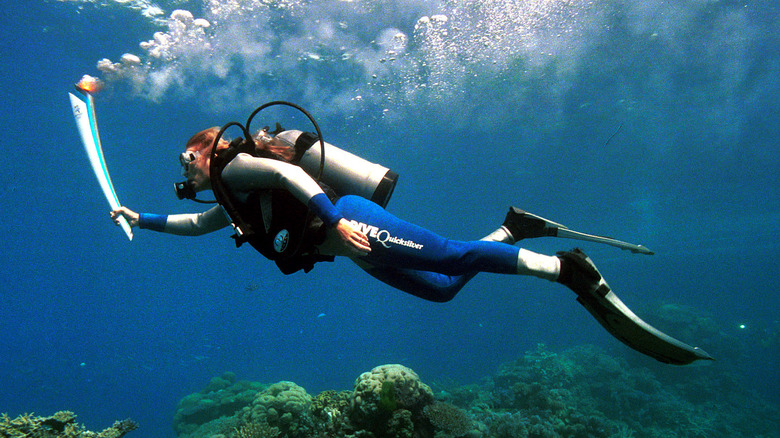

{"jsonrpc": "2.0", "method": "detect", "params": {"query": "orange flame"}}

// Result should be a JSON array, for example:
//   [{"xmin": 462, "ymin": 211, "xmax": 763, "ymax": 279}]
[{"xmin": 76, "ymin": 75, "xmax": 104, "ymax": 94}]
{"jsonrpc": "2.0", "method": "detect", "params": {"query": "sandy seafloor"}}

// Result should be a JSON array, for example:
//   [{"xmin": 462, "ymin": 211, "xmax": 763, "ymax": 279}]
[{"xmin": 0, "ymin": 0, "xmax": 778, "ymax": 436}]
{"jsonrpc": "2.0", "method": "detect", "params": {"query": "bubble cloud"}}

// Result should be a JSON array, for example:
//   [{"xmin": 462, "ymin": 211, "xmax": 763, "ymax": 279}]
[{"xmin": 77, "ymin": 0, "xmax": 771, "ymax": 131}]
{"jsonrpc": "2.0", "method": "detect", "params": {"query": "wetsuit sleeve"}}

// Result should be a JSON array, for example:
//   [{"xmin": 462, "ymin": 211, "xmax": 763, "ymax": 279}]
[
  {"xmin": 222, "ymin": 153, "xmax": 344, "ymax": 227},
  {"xmin": 138, "ymin": 205, "xmax": 231, "ymax": 236}
]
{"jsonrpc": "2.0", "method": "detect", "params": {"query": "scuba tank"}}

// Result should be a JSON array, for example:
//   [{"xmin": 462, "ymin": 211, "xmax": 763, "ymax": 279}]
[
  {"xmin": 274, "ymin": 130, "xmax": 398, "ymax": 208},
  {"xmin": 175, "ymin": 103, "xmax": 399, "ymax": 209}
]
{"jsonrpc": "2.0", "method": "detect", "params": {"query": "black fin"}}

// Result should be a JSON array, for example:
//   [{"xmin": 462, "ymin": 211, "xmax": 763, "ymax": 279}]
[{"xmin": 558, "ymin": 249, "xmax": 714, "ymax": 365}]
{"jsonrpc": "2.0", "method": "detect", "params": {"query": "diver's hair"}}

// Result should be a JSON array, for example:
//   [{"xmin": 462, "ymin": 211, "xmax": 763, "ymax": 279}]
[
  {"xmin": 185, "ymin": 127, "xmax": 224, "ymax": 154},
  {"xmin": 185, "ymin": 127, "xmax": 295, "ymax": 162}
]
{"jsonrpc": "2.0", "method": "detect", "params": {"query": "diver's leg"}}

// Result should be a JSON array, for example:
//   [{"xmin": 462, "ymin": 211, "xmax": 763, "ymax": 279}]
[
  {"xmin": 481, "ymin": 207, "xmax": 524, "ymax": 244},
  {"xmin": 337, "ymin": 196, "xmax": 560, "ymax": 279},
  {"xmin": 481, "ymin": 221, "xmax": 515, "ymax": 244},
  {"xmin": 350, "ymin": 221, "xmax": 513, "ymax": 302},
  {"xmin": 342, "ymin": 198, "xmax": 714, "ymax": 363},
  {"xmin": 352, "ymin": 258, "xmax": 476, "ymax": 302}
]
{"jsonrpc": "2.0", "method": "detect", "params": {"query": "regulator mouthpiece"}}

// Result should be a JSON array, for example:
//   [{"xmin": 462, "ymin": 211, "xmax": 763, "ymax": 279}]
[{"xmin": 174, "ymin": 180, "xmax": 197, "ymax": 200}]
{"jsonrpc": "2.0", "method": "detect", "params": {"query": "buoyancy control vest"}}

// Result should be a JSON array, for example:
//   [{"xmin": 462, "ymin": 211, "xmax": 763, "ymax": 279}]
[{"xmin": 209, "ymin": 136, "xmax": 336, "ymax": 275}]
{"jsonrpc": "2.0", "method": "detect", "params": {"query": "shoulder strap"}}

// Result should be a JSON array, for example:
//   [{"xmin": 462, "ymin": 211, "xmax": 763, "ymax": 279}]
[{"xmin": 210, "ymin": 138, "xmax": 259, "ymax": 247}]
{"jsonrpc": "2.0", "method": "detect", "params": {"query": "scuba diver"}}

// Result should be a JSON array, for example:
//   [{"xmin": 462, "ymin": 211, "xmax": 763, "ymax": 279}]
[{"xmin": 110, "ymin": 102, "xmax": 714, "ymax": 366}]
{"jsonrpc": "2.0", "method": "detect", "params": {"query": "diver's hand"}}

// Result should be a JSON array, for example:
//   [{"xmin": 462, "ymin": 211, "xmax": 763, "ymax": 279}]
[
  {"xmin": 334, "ymin": 218, "xmax": 371, "ymax": 256},
  {"xmin": 110, "ymin": 207, "xmax": 140, "ymax": 228}
]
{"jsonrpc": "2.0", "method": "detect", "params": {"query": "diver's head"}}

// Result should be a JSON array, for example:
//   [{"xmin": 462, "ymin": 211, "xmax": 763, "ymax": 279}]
[{"xmin": 176, "ymin": 125, "xmax": 297, "ymax": 195}]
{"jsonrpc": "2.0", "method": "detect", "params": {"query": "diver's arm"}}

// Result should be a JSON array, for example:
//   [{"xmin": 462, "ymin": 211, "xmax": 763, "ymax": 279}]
[
  {"xmin": 140, "ymin": 205, "xmax": 230, "ymax": 236},
  {"xmin": 222, "ymin": 153, "xmax": 344, "ymax": 227},
  {"xmin": 112, "ymin": 205, "xmax": 230, "ymax": 236}
]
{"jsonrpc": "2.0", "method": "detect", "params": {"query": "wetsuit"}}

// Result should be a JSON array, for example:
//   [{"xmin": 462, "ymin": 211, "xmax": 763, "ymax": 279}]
[{"xmin": 140, "ymin": 153, "xmax": 560, "ymax": 301}]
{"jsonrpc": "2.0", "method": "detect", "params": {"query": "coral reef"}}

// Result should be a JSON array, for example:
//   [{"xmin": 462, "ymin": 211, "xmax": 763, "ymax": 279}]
[
  {"xmin": 169, "ymin": 344, "xmax": 779, "ymax": 438},
  {"xmin": 10, "ymin": 301, "xmax": 777, "ymax": 438},
  {"xmin": 455, "ymin": 343, "xmax": 779, "ymax": 438},
  {"xmin": 0, "ymin": 411, "xmax": 137, "ymax": 438}
]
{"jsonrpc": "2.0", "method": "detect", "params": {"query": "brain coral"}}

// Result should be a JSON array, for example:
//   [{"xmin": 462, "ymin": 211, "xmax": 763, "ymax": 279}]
[
  {"xmin": 350, "ymin": 364, "xmax": 434, "ymax": 427},
  {"xmin": 240, "ymin": 381, "xmax": 314, "ymax": 438}
]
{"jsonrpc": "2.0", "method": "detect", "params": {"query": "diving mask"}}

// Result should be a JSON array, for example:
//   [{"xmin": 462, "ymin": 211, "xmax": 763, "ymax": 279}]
[{"xmin": 179, "ymin": 150, "xmax": 202, "ymax": 176}]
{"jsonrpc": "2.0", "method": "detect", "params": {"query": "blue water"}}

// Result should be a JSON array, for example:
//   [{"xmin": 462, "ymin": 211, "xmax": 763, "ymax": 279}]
[{"xmin": 1, "ymin": 0, "xmax": 778, "ymax": 436}]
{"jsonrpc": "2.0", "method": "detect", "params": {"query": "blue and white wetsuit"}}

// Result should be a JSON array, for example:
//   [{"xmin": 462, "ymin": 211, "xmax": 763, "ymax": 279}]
[{"xmin": 140, "ymin": 153, "xmax": 560, "ymax": 302}]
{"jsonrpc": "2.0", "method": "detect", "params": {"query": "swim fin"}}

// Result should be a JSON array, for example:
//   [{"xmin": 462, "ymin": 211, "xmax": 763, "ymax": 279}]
[
  {"xmin": 503, "ymin": 207, "xmax": 654, "ymax": 255},
  {"xmin": 557, "ymin": 249, "xmax": 714, "ymax": 365}
]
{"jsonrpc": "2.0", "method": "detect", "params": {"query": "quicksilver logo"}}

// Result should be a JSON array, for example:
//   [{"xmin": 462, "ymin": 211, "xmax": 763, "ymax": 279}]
[{"xmin": 348, "ymin": 220, "xmax": 424, "ymax": 250}]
